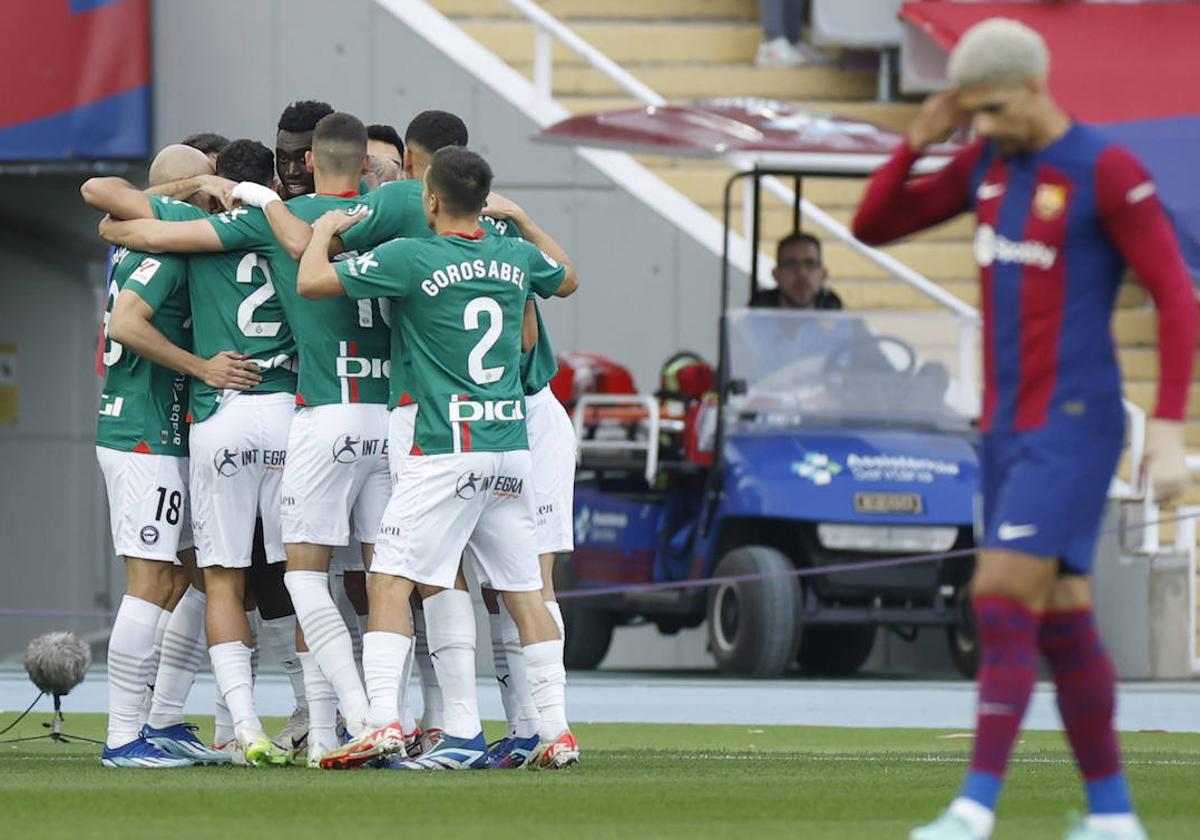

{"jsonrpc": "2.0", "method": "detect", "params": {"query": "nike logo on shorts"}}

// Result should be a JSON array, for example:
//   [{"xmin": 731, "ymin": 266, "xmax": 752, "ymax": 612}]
[{"xmin": 997, "ymin": 522, "xmax": 1038, "ymax": 542}]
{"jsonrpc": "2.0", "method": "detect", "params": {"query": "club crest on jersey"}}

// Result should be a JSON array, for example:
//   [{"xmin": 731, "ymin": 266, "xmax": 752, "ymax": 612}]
[
  {"xmin": 448, "ymin": 396, "xmax": 525, "ymax": 424},
  {"xmin": 1033, "ymin": 183, "xmax": 1067, "ymax": 221}
]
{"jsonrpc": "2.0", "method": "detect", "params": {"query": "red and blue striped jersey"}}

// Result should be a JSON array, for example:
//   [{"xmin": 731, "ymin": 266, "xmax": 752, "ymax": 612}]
[{"xmin": 854, "ymin": 124, "xmax": 1196, "ymax": 436}]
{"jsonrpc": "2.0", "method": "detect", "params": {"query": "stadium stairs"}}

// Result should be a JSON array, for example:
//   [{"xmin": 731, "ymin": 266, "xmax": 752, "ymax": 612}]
[{"xmin": 430, "ymin": 0, "xmax": 1200, "ymax": 547}]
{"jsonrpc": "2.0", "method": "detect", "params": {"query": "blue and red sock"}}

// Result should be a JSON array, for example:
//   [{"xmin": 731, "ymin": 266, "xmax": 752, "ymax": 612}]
[
  {"xmin": 959, "ymin": 595, "xmax": 1040, "ymax": 811},
  {"xmin": 1038, "ymin": 608, "xmax": 1133, "ymax": 816}
]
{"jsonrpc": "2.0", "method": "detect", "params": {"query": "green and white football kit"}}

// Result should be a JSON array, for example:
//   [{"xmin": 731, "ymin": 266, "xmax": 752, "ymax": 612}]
[
  {"xmin": 152, "ymin": 198, "xmax": 296, "ymax": 569},
  {"xmin": 96, "ymin": 245, "xmax": 193, "ymax": 563},
  {"xmin": 335, "ymin": 229, "xmax": 566, "ymax": 591},
  {"xmin": 209, "ymin": 195, "xmax": 397, "ymax": 548}
]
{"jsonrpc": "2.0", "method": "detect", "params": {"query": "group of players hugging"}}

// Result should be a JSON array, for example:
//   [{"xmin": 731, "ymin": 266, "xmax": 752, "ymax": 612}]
[{"xmin": 85, "ymin": 100, "xmax": 580, "ymax": 773}]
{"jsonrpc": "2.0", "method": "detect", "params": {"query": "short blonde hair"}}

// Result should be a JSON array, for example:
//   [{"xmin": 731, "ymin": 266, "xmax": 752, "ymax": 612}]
[{"xmin": 947, "ymin": 18, "xmax": 1049, "ymax": 88}]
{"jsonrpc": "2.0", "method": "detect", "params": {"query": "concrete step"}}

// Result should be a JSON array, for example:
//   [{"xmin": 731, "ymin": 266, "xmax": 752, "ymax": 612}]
[
  {"xmin": 431, "ymin": 0, "xmax": 759, "ymax": 22},
  {"xmin": 461, "ymin": 21, "xmax": 763, "ymax": 65},
  {"xmin": 513, "ymin": 63, "xmax": 877, "ymax": 100}
]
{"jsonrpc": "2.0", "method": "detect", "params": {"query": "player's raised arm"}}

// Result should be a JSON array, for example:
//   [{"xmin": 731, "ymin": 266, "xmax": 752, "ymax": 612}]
[
  {"xmin": 230, "ymin": 180, "xmax": 325, "ymax": 261},
  {"xmin": 297, "ymin": 210, "xmax": 365, "ymax": 299},
  {"xmin": 99, "ymin": 216, "xmax": 225, "ymax": 255},
  {"xmin": 482, "ymin": 192, "xmax": 578, "ymax": 297},
  {"xmin": 1096, "ymin": 145, "xmax": 1200, "ymax": 502},
  {"xmin": 851, "ymin": 91, "xmax": 981, "ymax": 246},
  {"xmin": 81, "ymin": 145, "xmax": 232, "ymax": 219}
]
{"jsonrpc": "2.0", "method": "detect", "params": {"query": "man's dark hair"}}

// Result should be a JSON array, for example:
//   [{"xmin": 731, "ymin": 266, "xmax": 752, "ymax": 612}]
[
  {"xmin": 367, "ymin": 124, "xmax": 404, "ymax": 160},
  {"xmin": 777, "ymin": 230, "xmax": 823, "ymax": 259},
  {"xmin": 405, "ymin": 110, "xmax": 469, "ymax": 153},
  {"xmin": 216, "ymin": 140, "xmax": 275, "ymax": 187},
  {"xmin": 277, "ymin": 100, "xmax": 335, "ymax": 133},
  {"xmin": 427, "ymin": 147, "xmax": 492, "ymax": 216},
  {"xmin": 181, "ymin": 132, "xmax": 230, "ymax": 156},
  {"xmin": 312, "ymin": 112, "xmax": 368, "ymax": 176}
]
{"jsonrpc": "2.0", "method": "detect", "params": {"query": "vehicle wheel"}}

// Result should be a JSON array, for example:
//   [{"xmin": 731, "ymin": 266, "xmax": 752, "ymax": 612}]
[
  {"xmin": 706, "ymin": 545, "xmax": 800, "ymax": 678},
  {"xmin": 946, "ymin": 583, "xmax": 978, "ymax": 679},
  {"xmin": 797, "ymin": 624, "xmax": 876, "ymax": 676},
  {"xmin": 552, "ymin": 555, "xmax": 615, "ymax": 670}
]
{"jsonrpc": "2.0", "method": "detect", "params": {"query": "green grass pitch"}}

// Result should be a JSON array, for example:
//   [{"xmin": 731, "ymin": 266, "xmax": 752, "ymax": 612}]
[{"xmin": 0, "ymin": 712, "xmax": 1196, "ymax": 839}]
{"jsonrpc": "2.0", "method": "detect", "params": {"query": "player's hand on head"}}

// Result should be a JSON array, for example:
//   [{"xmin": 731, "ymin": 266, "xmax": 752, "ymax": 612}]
[
  {"xmin": 313, "ymin": 208, "xmax": 368, "ymax": 236},
  {"xmin": 908, "ymin": 88, "xmax": 966, "ymax": 152},
  {"xmin": 481, "ymin": 191, "xmax": 523, "ymax": 220},
  {"xmin": 1141, "ymin": 418, "xmax": 1189, "ymax": 504},
  {"xmin": 197, "ymin": 175, "xmax": 238, "ymax": 211},
  {"xmin": 202, "ymin": 351, "xmax": 262, "ymax": 390}
]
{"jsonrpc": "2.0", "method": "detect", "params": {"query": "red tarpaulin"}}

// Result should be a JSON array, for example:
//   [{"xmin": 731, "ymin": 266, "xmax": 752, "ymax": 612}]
[{"xmin": 899, "ymin": 2, "xmax": 1200, "ymax": 124}]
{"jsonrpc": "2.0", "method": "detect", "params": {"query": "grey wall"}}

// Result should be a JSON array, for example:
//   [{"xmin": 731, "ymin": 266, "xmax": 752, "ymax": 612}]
[
  {"xmin": 0, "ymin": 174, "xmax": 122, "ymax": 657},
  {"xmin": 152, "ymin": 0, "xmax": 726, "ymax": 389}
]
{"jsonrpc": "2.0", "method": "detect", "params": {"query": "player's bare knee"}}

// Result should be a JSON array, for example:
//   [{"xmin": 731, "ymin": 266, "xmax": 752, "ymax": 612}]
[
  {"xmin": 1046, "ymin": 575, "xmax": 1092, "ymax": 612},
  {"xmin": 125, "ymin": 557, "xmax": 175, "ymax": 607},
  {"xmin": 502, "ymin": 590, "xmax": 559, "ymax": 644},
  {"xmin": 972, "ymin": 549, "xmax": 1057, "ymax": 610},
  {"xmin": 285, "ymin": 542, "xmax": 333, "ymax": 572}
]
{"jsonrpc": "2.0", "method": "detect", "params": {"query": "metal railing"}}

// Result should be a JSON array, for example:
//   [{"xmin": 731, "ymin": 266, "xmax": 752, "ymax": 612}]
[{"xmin": 503, "ymin": 0, "xmax": 1158, "ymax": 538}]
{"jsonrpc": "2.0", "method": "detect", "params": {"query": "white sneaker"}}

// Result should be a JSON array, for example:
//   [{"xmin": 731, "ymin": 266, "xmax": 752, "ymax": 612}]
[
  {"xmin": 212, "ymin": 737, "xmax": 247, "ymax": 767},
  {"xmin": 271, "ymin": 705, "xmax": 309, "ymax": 762},
  {"xmin": 754, "ymin": 36, "xmax": 833, "ymax": 68}
]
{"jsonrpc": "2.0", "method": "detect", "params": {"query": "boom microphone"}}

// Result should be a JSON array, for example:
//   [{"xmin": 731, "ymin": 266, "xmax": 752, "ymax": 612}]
[{"xmin": 24, "ymin": 631, "xmax": 90, "ymax": 697}]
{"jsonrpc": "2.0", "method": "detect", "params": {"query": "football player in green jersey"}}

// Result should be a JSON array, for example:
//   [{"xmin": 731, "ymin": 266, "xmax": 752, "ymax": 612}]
[
  {"xmin": 298, "ymin": 147, "xmax": 581, "ymax": 771},
  {"xmin": 276, "ymin": 100, "xmax": 334, "ymax": 200},
  {"xmin": 98, "ymin": 113, "xmax": 395, "ymax": 766},
  {"xmin": 91, "ymin": 144, "xmax": 242, "ymax": 768}
]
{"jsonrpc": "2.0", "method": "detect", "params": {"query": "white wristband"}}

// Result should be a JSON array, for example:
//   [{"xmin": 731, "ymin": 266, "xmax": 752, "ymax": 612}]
[{"xmin": 232, "ymin": 181, "xmax": 281, "ymax": 209}]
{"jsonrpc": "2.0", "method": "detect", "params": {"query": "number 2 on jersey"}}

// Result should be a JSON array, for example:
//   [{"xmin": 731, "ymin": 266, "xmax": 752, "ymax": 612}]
[
  {"xmin": 464, "ymin": 296, "xmax": 504, "ymax": 385},
  {"xmin": 235, "ymin": 254, "xmax": 283, "ymax": 338}
]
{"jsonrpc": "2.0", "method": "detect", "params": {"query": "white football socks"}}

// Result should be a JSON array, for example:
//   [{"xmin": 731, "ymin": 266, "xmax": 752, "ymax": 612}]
[
  {"xmin": 209, "ymin": 641, "xmax": 264, "ymax": 742},
  {"xmin": 489, "ymin": 613, "xmax": 520, "ymax": 736},
  {"xmin": 423, "ymin": 590, "xmax": 479, "ymax": 739},
  {"xmin": 138, "ymin": 604, "xmax": 173, "ymax": 725},
  {"xmin": 105, "ymin": 595, "xmax": 167, "ymax": 748},
  {"xmin": 259, "ymin": 614, "xmax": 306, "ymax": 711},
  {"xmin": 523, "ymin": 638, "xmax": 569, "ymax": 742},
  {"xmin": 363, "ymin": 630, "xmax": 411, "ymax": 729},
  {"xmin": 500, "ymin": 603, "xmax": 541, "ymax": 740},
  {"xmin": 299, "ymin": 650, "xmax": 338, "ymax": 756},
  {"xmin": 413, "ymin": 608, "xmax": 444, "ymax": 731},
  {"xmin": 284, "ymin": 570, "xmax": 369, "ymax": 735},
  {"xmin": 398, "ymin": 641, "xmax": 418, "ymax": 734},
  {"xmin": 331, "ymin": 570, "xmax": 365, "ymax": 680},
  {"xmin": 147, "ymin": 586, "xmax": 207, "ymax": 729}
]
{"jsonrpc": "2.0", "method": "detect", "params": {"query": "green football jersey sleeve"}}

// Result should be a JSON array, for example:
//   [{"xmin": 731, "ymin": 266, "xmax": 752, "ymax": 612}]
[
  {"xmin": 150, "ymin": 196, "xmax": 207, "ymax": 223},
  {"xmin": 97, "ymin": 247, "xmax": 192, "ymax": 455},
  {"xmin": 335, "ymin": 231, "xmax": 564, "ymax": 454},
  {"xmin": 338, "ymin": 180, "xmax": 429, "ymax": 253}
]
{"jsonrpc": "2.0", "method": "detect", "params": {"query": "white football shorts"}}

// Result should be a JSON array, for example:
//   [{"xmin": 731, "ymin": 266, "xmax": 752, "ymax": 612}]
[
  {"xmin": 96, "ymin": 446, "xmax": 192, "ymax": 563},
  {"xmin": 188, "ymin": 392, "xmax": 293, "ymax": 569},
  {"xmin": 526, "ymin": 386, "xmax": 576, "ymax": 555},
  {"xmin": 372, "ymin": 449, "xmax": 541, "ymax": 592},
  {"xmin": 281, "ymin": 403, "xmax": 390, "ymax": 546}
]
